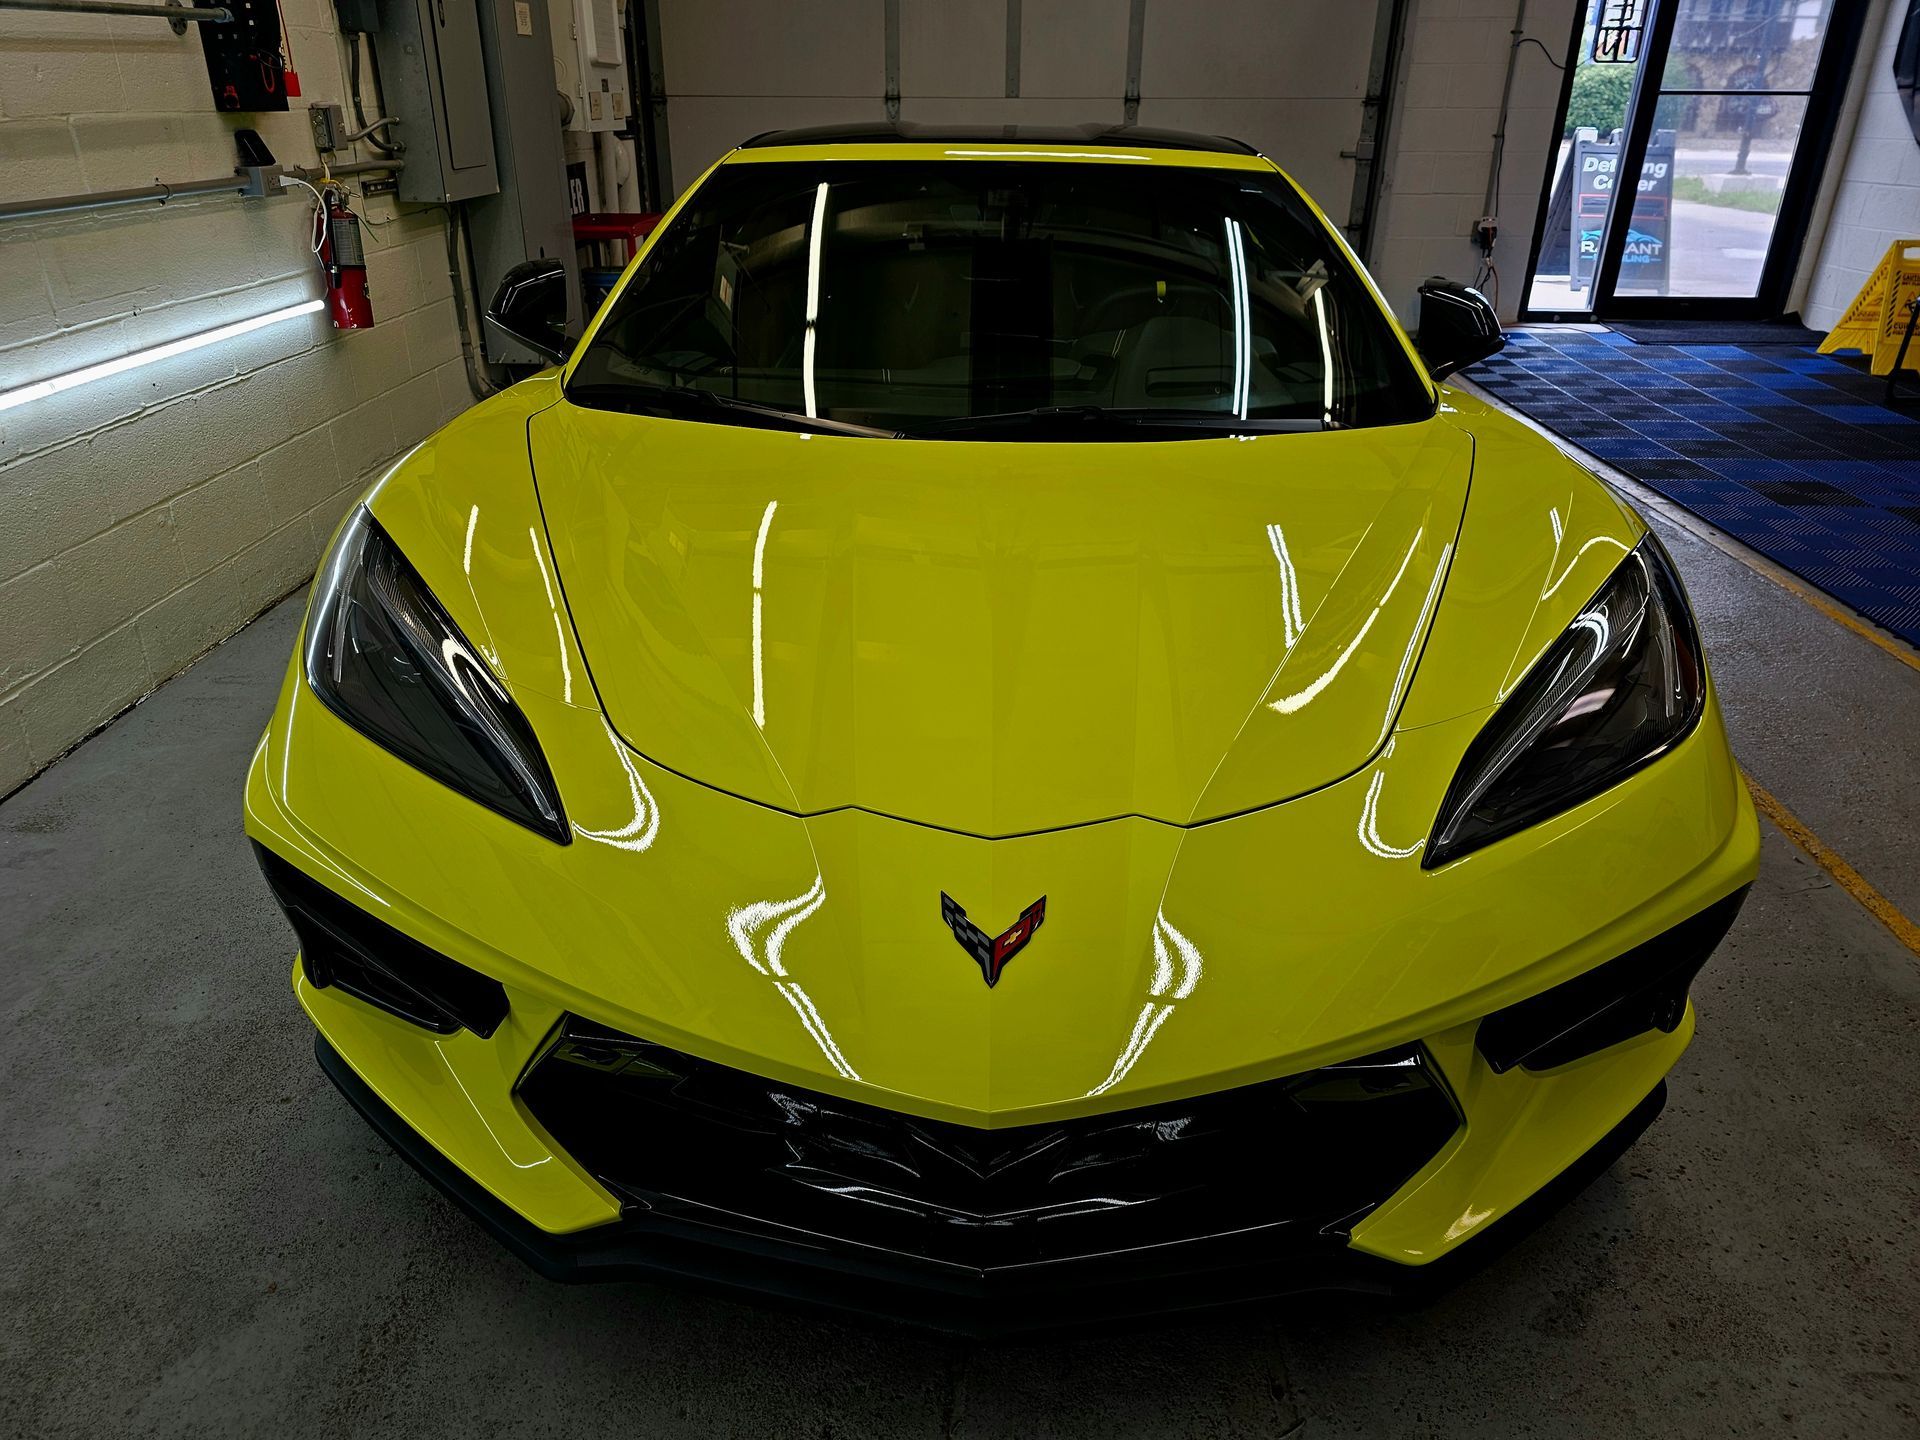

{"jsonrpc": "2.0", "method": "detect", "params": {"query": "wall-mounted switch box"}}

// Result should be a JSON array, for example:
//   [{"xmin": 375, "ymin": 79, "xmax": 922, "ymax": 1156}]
[
  {"xmin": 308, "ymin": 103, "xmax": 347, "ymax": 154},
  {"xmin": 372, "ymin": 0, "xmax": 501, "ymax": 202}
]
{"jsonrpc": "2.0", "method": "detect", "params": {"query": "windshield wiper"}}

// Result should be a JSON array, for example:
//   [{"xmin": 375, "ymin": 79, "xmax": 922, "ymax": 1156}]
[
  {"xmin": 907, "ymin": 405, "xmax": 1333, "ymax": 439},
  {"xmin": 566, "ymin": 381, "xmax": 900, "ymax": 439}
]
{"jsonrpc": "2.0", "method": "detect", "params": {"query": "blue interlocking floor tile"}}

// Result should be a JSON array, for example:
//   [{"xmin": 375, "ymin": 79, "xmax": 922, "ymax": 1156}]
[
  {"xmin": 1581, "ymin": 438, "xmax": 1680, "ymax": 460},
  {"xmin": 1807, "ymin": 404, "xmax": 1917, "ymax": 426},
  {"xmin": 1467, "ymin": 329, "xmax": 1920, "ymax": 645},
  {"xmin": 1627, "ymin": 421, "xmax": 1720, "ymax": 442}
]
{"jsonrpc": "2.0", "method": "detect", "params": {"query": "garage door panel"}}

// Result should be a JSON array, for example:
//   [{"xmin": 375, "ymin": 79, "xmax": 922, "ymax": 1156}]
[
  {"xmin": 1018, "ymin": 0, "xmax": 1134, "ymax": 98},
  {"xmin": 1141, "ymin": 97, "xmax": 1357, "ymax": 204},
  {"xmin": 1141, "ymin": 0, "xmax": 1369, "ymax": 99},
  {"xmin": 902, "ymin": 96, "xmax": 1123, "ymax": 128},
  {"xmin": 669, "ymin": 97, "xmax": 884, "ymax": 195},
  {"xmin": 654, "ymin": 2, "xmax": 1378, "ymax": 249},
  {"xmin": 660, "ymin": 0, "xmax": 884, "ymax": 97},
  {"xmin": 900, "ymin": 0, "xmax": 1004, "ymax": 99}
]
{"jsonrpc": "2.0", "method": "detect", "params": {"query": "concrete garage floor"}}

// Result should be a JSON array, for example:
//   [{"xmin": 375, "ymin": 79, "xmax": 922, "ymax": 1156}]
[{"xmin": 5, "ymin": 450, "xmax": 1918, "ymax": 1437}]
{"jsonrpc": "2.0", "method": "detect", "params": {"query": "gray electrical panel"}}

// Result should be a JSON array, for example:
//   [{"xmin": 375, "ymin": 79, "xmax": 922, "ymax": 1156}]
[
  {"xmin": 467, "ymin": 0, "xmax": 582, "ymax": 363},
  {"xmin": 373, "ymin": 0, "xmax": 501, "ymax": 203}
]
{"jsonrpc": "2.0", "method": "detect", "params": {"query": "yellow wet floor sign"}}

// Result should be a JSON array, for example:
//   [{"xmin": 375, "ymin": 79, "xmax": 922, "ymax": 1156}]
[{"xmin": 1818, "ymin": 239, "xmax": 1920, "ymax": 376}]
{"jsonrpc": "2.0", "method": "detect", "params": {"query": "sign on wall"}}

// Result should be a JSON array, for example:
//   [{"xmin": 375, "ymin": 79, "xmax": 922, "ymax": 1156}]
[
  {"xmin": 1571, "ymin": 132, "xmax": 1674, "ymax": 294},
  {"xmin": 1592, "ymin": 0, "xmax": 1648, "ymax": 63}
]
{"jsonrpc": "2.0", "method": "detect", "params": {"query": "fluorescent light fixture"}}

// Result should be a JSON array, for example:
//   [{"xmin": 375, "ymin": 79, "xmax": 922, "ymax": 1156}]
[{"xmin": 0, "ymin": 298, "xmax": 325, "ymax": 415}]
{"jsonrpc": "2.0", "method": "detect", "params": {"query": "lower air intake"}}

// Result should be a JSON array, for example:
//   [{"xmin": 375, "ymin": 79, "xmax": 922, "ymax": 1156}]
[
  {"xmin": 253, "ymin": 843, "xmax": 509, "ymax": 1038},
  {"xmin": 1477, "ymin": 885, "xmax": 1750, "ymax": 1074}
]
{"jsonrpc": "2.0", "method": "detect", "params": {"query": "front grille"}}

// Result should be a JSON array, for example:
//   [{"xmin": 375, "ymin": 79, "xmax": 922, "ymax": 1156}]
[{"xmin": 519, "ymin": 1017, "xmax": 1460, "ymax": 1273}]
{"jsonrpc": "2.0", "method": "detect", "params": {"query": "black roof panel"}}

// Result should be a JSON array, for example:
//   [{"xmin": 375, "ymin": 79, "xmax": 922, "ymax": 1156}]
[{"xmin": 738, "ymin": 122, "xmax": 1261, "ymax": 156}]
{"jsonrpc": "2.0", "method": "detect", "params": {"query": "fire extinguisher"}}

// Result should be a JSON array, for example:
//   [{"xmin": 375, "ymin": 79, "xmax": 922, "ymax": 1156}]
[{"xmin": 314, "ymin": 186, "xmax": 374, "ymax": 330}]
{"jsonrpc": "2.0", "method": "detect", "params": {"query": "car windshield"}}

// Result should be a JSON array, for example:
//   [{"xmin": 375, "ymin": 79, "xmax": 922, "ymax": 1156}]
[{"xmin": 566, "ymin": 158, "xmax": 1433, "ymax": 439}]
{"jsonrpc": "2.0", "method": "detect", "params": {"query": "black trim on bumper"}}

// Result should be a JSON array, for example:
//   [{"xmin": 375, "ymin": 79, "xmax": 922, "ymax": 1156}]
[
  {"xmin": 316, "ymin": 1034, "xmax": 1669, "ymax": 1336},
  {"xmin": 1477, "ymin": 885, "xmax": 1750, "ymax": 1075},
  {"xmin": 517, "ymin": 1018, "xmax": 1459, "ymax": 1276}
]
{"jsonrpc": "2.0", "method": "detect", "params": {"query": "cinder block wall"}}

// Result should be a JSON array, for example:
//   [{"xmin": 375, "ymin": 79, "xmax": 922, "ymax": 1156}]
[
  {"xmin": 1802, "ymin": 0, "xmax": 1920, "ymax": 332},
  {"xmin": 0, "ymin": 0, "xmax": 474, "ymax": 795},
  {"xmin": 1368, "ymin": 0, "xmax": 1580, "ymax": 324}
]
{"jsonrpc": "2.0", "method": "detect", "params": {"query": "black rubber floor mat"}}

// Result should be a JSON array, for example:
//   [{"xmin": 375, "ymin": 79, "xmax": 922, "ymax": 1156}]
[{"xmin": 1606, "ymin": 320, "xmax": 1825, "ymax": 346}]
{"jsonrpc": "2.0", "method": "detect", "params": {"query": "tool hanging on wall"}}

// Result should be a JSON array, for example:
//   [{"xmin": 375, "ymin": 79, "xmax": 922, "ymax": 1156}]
[{"xmin": 194, "ymin": 0, "xmax": 289, "ymax": 111}]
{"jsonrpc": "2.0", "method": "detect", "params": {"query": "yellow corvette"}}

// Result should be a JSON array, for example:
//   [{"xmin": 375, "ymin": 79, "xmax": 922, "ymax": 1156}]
[{"xmin": 245, "ymin": 124, "xmax": 1758, "ymax": 1331}]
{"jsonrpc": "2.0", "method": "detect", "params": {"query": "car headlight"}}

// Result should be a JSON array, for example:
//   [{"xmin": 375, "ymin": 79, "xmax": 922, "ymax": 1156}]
[
  {"xmin": 305, "ymin": 507, "xmax": 569, "ymax": 844},
  {"xmin": 1425, "ymin": 534, "xmax": 1704, "ymax": 868}
]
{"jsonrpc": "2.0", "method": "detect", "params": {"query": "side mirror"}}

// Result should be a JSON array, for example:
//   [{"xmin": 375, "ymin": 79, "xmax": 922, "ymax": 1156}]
[
  {"xmin": 486, "ymin": 260, "xmax": 573, "ymax": 366},
  {"xmin": 1415, "ymin": 278, "xmax": 1503, "ymax": 382}
]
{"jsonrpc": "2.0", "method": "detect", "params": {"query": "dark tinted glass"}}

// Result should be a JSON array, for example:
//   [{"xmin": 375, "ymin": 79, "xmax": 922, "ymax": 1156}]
[{"xmin": 569, "ymin": 160, "xmax": 1431, "ymax": 437}]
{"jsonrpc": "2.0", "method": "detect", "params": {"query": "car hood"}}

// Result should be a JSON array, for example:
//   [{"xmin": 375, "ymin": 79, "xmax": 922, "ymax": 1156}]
[{"xmin": 528, "ymin": 399, "xmax": 1471, "ymax": 835}]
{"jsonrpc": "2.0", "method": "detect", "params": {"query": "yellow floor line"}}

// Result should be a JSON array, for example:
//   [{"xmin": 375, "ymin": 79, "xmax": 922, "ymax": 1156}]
[{"xmin": 1746, "ymin": 776, "xmax": 1920, "ymax": 958}]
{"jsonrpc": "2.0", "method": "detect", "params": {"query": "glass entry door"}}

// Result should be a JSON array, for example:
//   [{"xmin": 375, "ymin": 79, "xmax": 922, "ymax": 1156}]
[
  {"xmin": 1525, "ymin": 0, "xmax": 1871, "ymax": 319},
  {"xmin": 1523, "ymin": 15, "xmax": 1643, "ymax": 315}
]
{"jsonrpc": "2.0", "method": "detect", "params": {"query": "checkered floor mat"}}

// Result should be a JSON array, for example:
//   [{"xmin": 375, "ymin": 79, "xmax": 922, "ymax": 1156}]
[{"xmin": 1468, "ymin": 328, "xmax": 1920, "ymax": 647}]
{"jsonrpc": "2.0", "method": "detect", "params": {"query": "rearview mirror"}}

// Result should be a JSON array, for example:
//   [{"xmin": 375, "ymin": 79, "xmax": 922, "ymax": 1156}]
[
  {"xmin": 486, "ymin": 260, "xmax": 574, "ymax": 367},
  {"xmin": 1415, "ymin": 279, "xmax": 1503, "ymax": 382}
]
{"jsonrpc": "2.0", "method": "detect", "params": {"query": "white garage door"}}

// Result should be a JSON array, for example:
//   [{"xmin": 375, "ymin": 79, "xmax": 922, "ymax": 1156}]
[{"xmin": 652, "ymin": 0, "xmax": 1385, "ymax": 236}]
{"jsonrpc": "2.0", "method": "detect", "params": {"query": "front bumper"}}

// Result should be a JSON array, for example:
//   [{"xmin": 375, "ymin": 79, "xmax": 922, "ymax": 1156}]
[
  {"xmin": 273, "ymin": 862, "xmax": 1746, "ymax": 1330},
  {"xmin": 247, "ymin": 606, "xmax": 1759, "ymax": 1319},
  {"xmin": 316, "ymin": 1030, "xmax": 1670, "ymax": 1335}
]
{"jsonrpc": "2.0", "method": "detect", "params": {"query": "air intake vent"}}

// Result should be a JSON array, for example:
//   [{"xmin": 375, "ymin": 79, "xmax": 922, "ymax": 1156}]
[
  {"xmin": 253, "ymin": 843, "xmax": 508, "ymax": 1038},
  {"xmin": 1477, "ymin": 885, "xmax": 1749, "ymax": 1074}
]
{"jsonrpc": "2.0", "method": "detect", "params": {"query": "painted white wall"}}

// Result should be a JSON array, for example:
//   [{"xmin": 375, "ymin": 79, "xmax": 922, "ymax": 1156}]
[
  {"xmin": 0, "ymin": 0, "xmax": 474, "ymax": 794},
  {"xmin": 1800, "ymin": 0, "xmax": 1920, "ymax": 331},
  {"xmin": 1368, "ymin": 0, "xmax": 1580, "ymax": 326}
]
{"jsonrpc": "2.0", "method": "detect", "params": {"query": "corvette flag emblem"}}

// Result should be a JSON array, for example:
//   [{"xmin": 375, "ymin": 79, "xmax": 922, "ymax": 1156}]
[{"xmin": 940, "ymin": 893, "xmax": 1047, "ymax": 988}]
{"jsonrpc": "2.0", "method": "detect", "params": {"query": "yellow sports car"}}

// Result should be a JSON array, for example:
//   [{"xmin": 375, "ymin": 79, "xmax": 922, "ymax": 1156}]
[{"xmin": 246, "ymin": 124, "xmax": 1759, "ymax": 1331}]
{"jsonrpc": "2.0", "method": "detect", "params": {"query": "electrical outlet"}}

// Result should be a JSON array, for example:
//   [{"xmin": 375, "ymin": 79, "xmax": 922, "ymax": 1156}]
[
  {"xmin": 308, "ymin": 103, "xmax": 347, "ymax": 154},
  {"xmin": 1471, "ymin": 215, "xmax": 1498, "ymax": 252}
]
